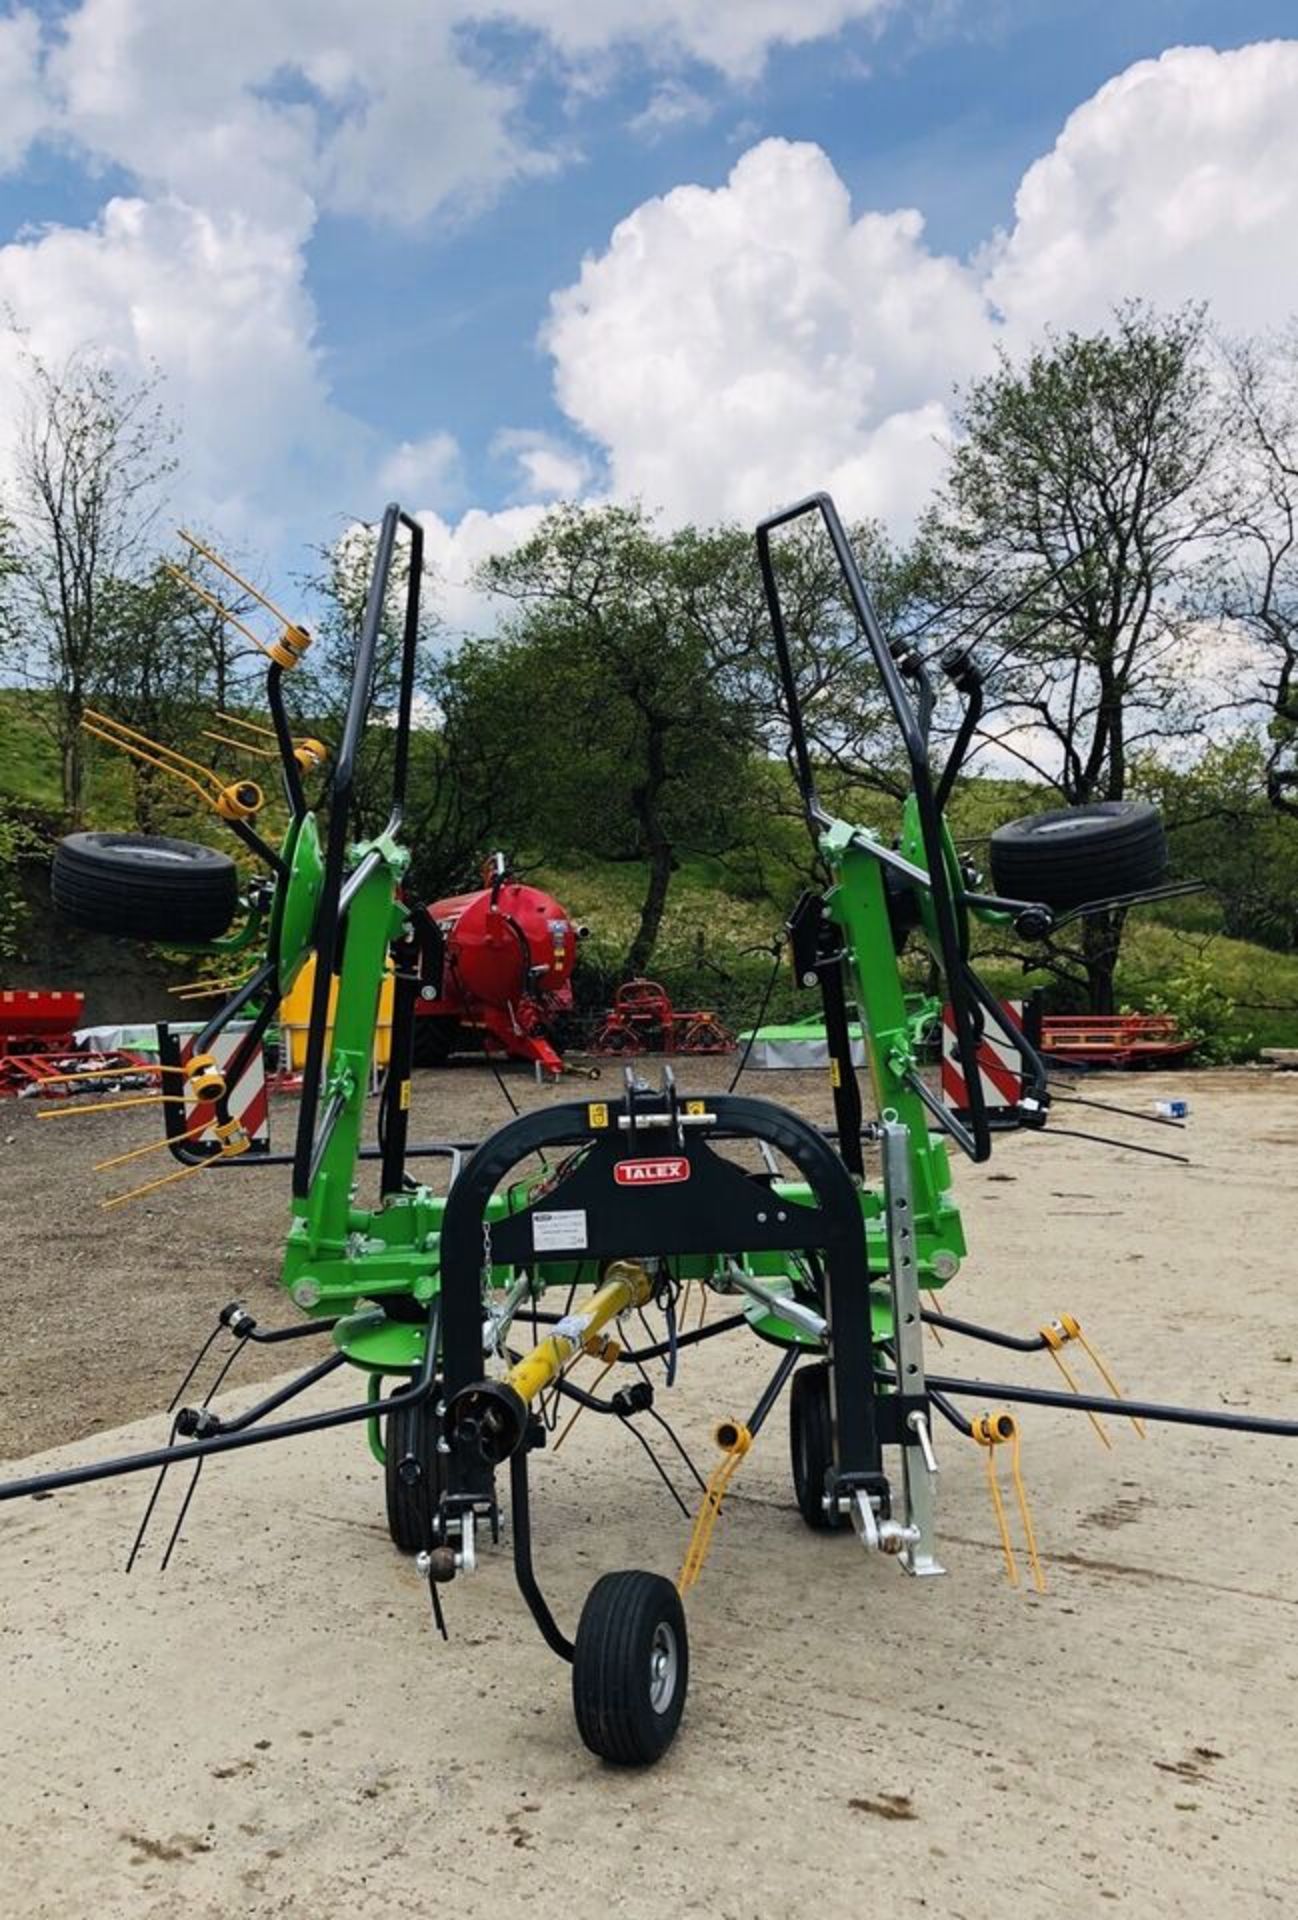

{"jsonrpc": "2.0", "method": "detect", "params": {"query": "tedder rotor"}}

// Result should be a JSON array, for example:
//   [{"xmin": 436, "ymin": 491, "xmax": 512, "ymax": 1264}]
[{"xmin": 3, "ymin": 496, "xmax": 1295, "ymax": 1767}]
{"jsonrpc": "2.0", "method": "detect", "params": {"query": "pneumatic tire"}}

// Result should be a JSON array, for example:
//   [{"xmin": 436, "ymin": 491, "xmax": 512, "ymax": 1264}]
[
  {"xmin": 790, "ymin": 1361, "xmax": 844, "ymax": 1531},
  {"xmin": 988, "ymin": 801, "xmax": 1166, "ymax": 911},
  {"xmin": 572, "ymin": 1571, "xmax": 688, "ymax": 1765},
  {"xmin": 51, "ymin": 831, "xmax": 239, "ymax": 944},
  {"xmin": 410, "ymin": 1015, "xmax": 458, "ymax": 1067},
  {"xmin": 385, "ymin": 1394, "xmax": 448, "ymax": 1552}
]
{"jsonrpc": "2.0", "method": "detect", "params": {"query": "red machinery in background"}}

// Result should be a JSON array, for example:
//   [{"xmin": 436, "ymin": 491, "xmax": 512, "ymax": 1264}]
[
  {"xmin": 413, "ymin": 856, "xmax": 586, "ymax": 1076},
  {"xmin": 1039, "ymin": 1012, "xmax": 1196, "ymax": 1067},
  {"xmin": 0, "ymin": 989, "xmax": 86, "ymax": 1096},
  {"xmin": 592, "ymin": 978, "xmax": 734, "ymax": 1056},
  {"xmin": 0, "ymin": 989, "xmax": 149, "ymax": 1097}
]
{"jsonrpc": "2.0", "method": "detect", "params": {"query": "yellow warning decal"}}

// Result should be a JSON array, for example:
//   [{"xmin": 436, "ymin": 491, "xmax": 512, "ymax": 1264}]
[
  {"xmin": 685, "ymin": 1099, "xmax": 708, "ymax": 1115},
  {"xmin": 588, "ymin": 1102, "xmax": 609, "ymax": 1128},
  {"xmin": 399, "ymin": 1080, "xmax": 411, "ymax": 1111},
  {"xmin": 829, "ymin": 1059, "xmax": 842, "ymax": 1088}
]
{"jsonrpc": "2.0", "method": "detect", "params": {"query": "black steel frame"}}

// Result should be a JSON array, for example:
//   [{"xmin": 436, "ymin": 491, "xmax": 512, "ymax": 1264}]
[
  {"xmin": 440, "ymin": 1088, "xmax": 883, "ymax": 1496},
  {"xmin": 756, "ymin": 492, "xmax": 996, "ymax": 1161},
  {"xmin": 293, "ymin": 504, "xmax": 425, "ymax": 1199}
]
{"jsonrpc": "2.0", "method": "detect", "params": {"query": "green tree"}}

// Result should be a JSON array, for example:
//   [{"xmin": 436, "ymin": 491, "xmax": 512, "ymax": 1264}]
[
  {"xmin": 932, "ymin": 303, "xmax": 1226, "ymax": 1010},
  {"xmin": 736, "ymin": 513, "xmax": 929, "ymax": 812},
  {"xmin": 93, "ymin": 561, "xmax": 246, "ymax": 832},
  {"xmin": 1135, "ymin": 739, "xmax": 1298, "ymax": 952},
  {"xmin": 0, "ymin": 796, "xmax": 46, "ymax": 961},
  {"xmin": 473, "ymin": 504, "xmax": 761, "ymax": 975}
]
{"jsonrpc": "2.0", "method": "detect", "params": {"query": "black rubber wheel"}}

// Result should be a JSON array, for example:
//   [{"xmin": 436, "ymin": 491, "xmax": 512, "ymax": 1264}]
[
  {"xmin": 51, "ymin": 831, "xmax": 238, "ymax": 944},
  {"xmin": 410, "ymin": 1014, "xmax": 458, "ymax": 1067},
  {"xmin": 790, "ymin": 1362, "xmax": 844, "ymax": 1531},
  {"xmin": 988, "ymin": 800, "xmax": 1166, "ymax": 912},
  {"xmin": 385, "ymin": 1394, "xmax": 447, "ymax": 1552},
  {"xmin": 572, "ymin": 1571, "xmax": 688, "ymax": 1765}
]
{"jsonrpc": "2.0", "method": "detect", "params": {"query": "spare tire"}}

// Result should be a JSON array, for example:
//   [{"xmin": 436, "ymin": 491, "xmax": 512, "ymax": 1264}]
[
  {"xmin": 52, "ymin": 831, "xmax": 239, "ymax": 944},
  {"xmin": 989, "ymin": 801, "xmax": 1166, "ymax": 912}
]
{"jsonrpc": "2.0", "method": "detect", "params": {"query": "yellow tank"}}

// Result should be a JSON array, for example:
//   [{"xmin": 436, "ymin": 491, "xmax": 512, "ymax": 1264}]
[{"xmin": 279, "ymin": 954, "xmax": 394, "ymax": 1071}]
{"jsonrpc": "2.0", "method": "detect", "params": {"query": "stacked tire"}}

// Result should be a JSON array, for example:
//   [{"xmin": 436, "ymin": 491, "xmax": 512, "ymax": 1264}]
[
  {"xmin": 52, "ymin": 832, "xmax": 238, "ymax": 944},
  {"xmin": 988, "ymin": 801, "xmax": 1166, "ymax": 911}
]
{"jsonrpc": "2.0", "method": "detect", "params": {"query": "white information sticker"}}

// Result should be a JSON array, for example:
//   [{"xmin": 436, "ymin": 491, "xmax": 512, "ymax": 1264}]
[{"xmin": 532, "ymin": 1209, "xmax": 589, "ymax": 1253}]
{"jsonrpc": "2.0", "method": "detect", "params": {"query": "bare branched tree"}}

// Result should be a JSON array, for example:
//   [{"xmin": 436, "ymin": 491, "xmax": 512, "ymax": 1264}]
[
  {"xmin": 735, "ymin": 515, "xmax": 918, "ymax": 812},
  {"xmin": 927, "ymin": 303, "xmax": 1229, "ymax": 1009},
  {"xmin": 294, "ymin": 521, "xmax": 442, "ymax": 838},
  {"xmin": 1, "ymin": 343, "xmax": 177, "ymax": 822},
  {"xmin": 1219, "ymin": 324, "xmax": 1298, "ymax": 819}
]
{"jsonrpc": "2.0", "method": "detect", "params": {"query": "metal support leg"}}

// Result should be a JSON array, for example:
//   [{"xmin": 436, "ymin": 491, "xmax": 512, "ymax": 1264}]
[
  {"xmin": 509, "ymin": 1447, "xmax": 574, "ymax": 1662},
  {"xmin": 881, "ymin": 1122, "xmax": 944, "ymax": 1577}
]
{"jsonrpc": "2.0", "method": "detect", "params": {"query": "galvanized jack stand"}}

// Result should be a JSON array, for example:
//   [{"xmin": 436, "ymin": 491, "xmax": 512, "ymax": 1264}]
[{"xmin": 882, "ymin": 1121, "xmax": 944, "ymax": 1578}]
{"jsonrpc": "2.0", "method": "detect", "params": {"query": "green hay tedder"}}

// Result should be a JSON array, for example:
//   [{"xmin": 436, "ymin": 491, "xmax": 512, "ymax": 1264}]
[{"xmin": 4, "ymin": 497, "xmax": 1294, "ymax": 1767}]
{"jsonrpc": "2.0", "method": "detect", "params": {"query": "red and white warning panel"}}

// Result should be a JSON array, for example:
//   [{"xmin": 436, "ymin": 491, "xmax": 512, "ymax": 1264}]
[
  {"xmin": 158, "ymin": 1021, "xmax": 269, "ymax": 1155},
  {"xmin": 941, "ymin": 999, "xmax": 1024, "ymax": 1116}
]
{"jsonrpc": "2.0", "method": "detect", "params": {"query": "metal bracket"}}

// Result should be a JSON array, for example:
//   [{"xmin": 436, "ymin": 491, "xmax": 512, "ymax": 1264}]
[
  {"xmin": 723, "ymin": 1261, "xmax": 827, "ymax": 1343},
  {"xmin": 882, "ymin": 1121, "xmax": 945, "ymax": 1577},
  {"xmin": 849, "ymin": 1486, "xmax": 880, "ymax": 1548},
  {"xmin": 843, "ymin": 825, "xmax": 932, "ymax": 890},
  {"xmin": 417, "ymin": 1507, "xmax": 478, "ymax": 1582},
  {"xmin": 847, "ymin": 1487, "xmax": 919, "ymax": 1556}
]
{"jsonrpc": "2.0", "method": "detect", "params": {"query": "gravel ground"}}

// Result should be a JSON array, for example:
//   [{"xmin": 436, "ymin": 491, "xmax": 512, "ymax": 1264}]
[{"xmin": 1, "ymin": 1060, "xmax": 1295, "ymax": 1918}]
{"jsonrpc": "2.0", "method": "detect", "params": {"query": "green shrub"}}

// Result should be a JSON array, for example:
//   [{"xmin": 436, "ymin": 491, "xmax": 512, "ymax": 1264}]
[
  {"xmin": 1136, "ymin": 953, "xmax": 1253, "ymax": 1064},
  {"xmin": 0, "ymin": 801, "xmax": 50, "ymax": 961}
]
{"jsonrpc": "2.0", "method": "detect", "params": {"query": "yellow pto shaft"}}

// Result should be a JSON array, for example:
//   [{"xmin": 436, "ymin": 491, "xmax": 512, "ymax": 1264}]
[
  {"xmin": 450, "ymin": 1259, "xmax": 652, "ymax": 1464},
  {"xmin": 508, "ymin": 1259, "xmax": 651, "ymax": 1401}
]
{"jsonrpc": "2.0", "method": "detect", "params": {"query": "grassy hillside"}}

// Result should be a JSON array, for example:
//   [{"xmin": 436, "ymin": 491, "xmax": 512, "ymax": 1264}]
[
  {"xmin": 3, "ymin": 688, "xmax": 1295, "ymax": 1052},
  {"xmin": 0, "ymin": 686, "xmax": 302, "ymax": 859},
  {"xmin": 0, "ymin": 689, "xmax": 137, "ymax": 820},
  {"xmin": 537, "ymin": 851, "xmax": 1298, "ymax": 1054}
]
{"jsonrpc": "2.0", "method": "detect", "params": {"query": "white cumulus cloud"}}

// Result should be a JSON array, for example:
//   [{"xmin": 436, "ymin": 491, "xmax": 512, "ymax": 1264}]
[
  {"xmin": 535, "ymin": 43, "xmax": 1298, "ymax": 538},
  {"xmin": 380, "ymin": 431, "xmax": 463, "ymax": 508},
  {"xmin": 492, "ymin": 428, "xmax": 595, "ymax": 500},
  {"xmin": 985, "ymin": 41, "xmax": 1298, "ymax": 340},
  {"xmin": 544, "ymin": 138, "xmax": 994, "ymax": 529},
  {"xmin": 0, "ymin": 9, "xmax": 49, "ymax": 173},
  {"xmin": 0, "ymin": 0, "xmax": 905, "ymax": 577},
  {"xmin": 417, "ymin": 502, "xmax": 550, "ymax": 632},
  {"xmin": 42, "ymin": 0, "xmax": 899, "ymax": 227},
  {"xmin": 494, "ymin": 0, "xmax": 895, "ymax": 82},
  {"xmin": 0, "ymin": 195, "xmax": 353, "ymax": 558},
  {"xmin": 3, "ymin": 17, "xmax": 1298, "ymax": 602}
]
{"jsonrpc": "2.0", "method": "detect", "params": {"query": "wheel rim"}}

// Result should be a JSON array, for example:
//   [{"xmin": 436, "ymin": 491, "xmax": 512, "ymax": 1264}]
[
  {"xmin": 648, "ymin": 1621, "xmax": 679, "ymax": 1714},
  {"xmin": 119, "ymin": 844, "xmax": 198, "ymax": 865}
]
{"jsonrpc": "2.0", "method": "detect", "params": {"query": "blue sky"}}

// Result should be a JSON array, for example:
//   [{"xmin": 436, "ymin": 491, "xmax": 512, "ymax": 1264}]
[
  {"xmin": 1, "ymin": 2, "xmax": 1297, "ymax": 615},
  {"xmin": 304, "ymin": 0, "xmax": 1298, "ymax": 515}
]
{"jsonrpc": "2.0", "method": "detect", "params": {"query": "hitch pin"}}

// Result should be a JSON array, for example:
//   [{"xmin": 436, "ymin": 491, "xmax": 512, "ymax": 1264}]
[
  {"xmin": 849, "ymin": 1490, "xmax": 920, "ymax": 1556},
  {"xmin": 417, "ymin": 1509, "xmax": 478, "ymax": 1583}
]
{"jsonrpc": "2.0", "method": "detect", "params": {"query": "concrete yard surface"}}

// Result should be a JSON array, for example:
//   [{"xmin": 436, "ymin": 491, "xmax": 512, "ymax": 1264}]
[{"xmin": 1, "ymin": 1067, "xmax": 1296, "ymax": 1918}]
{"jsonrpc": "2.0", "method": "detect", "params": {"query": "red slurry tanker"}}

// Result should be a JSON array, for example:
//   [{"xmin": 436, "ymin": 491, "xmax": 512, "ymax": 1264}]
[{"xmin": 414, "ymin": 855, "xmax": 586, "ymax": 1076}]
